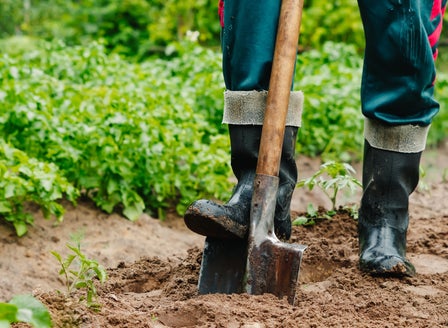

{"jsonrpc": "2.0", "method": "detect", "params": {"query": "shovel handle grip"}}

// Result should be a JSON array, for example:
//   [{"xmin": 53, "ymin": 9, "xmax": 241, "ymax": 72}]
[{"xmin": 256, "ymin": 0, "xmax": 304, "ymax": 177}]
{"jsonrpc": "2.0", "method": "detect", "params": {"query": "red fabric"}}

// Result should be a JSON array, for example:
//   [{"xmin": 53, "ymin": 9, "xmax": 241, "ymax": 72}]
[
  {"xmin": 218, "ymin": 0, "xmax": 224, "ymax": 27},
  {"xmin": 428, "ymin": 20, "xmax": 443, "ymax": 52},
  {"xmin": 428, "ymin": 0, "xmax": 446, "ymax": 60},
  {"xmin": 430, "ymin": 0, "xmax": 442, "ymax": 19}
]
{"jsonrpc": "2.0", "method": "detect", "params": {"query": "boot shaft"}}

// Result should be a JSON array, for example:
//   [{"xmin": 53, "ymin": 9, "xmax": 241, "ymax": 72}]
[
  {"xmin": 229, "ymin": 124, "xmax": 298, "ymax": 187},
  {"xmin": 360, "ymin": 140, "xmax": 421, "ymax": 229},
  {"xmin": 358, "ymin": 140, "xmax": 422, "ymax": 276}
]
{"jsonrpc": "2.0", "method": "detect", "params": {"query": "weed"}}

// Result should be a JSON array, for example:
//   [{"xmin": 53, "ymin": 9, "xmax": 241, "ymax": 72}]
[
  {"xmin": 342, "ymin": 204, "xmax": 359, "ymax": 220},
  {"xmin": 51, "ymin": 234, "xmax": 107, "ymax": 310},
  {"xmin": 292, "ymin": 203, "xmax": 336, "ymax": 226},
  {"xmin": 418, "ymin": 166, "xmax": 429, "ymax": 192},
  {"xmin": 297, "ymin": 161, "xmax": 362, "ymax": 211}
]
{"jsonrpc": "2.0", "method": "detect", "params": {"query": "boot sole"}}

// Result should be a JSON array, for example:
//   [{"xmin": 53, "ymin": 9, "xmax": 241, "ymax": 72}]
[
  {"xmin": 359, "ymin": 256, "xmax": 416, "ymax": 277},
  {"xmin": 184, "ymin": 207, "xmax": 247, "ymax": 239}
]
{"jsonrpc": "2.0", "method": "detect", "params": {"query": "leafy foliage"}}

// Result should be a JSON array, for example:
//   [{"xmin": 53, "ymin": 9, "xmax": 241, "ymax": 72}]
[
  {"xmin": 294, "ymin": 161, "xmax": 361, "ymax": 226},
  {"xmin": 301, "ymin": 0, "xmax": 364, "ymax": 51},
  {"xmin": 292, "ymin": 203, "xmax": 330, "ymax": 227},
  {"xmin": 430, "ymin": 68, "xmax": 448, "ymax": 146},
  {"xmin": 0, "ymin": 295, "xmax": 52, "ymax": 328},
  {"xmin": 0, "ymin": 39, "xmax": 231, "ymax": 231},
  {"xmin": 2, "ymin": 0, "xmax": 448, "ymax": 59},
  {"xmin": 1, "ymin": 35, "xmax": 448, "ymax": 235},
  {"xmin": 0, "ymin": 141, "xmax": 78, "ymax": 236},
  {"xmin": 0, "ymin": 0, "xmax": 221, "ymax": 58},
  {"xmin": 295, "ymin": 42, "xmax": 364, "ymax": 161}
]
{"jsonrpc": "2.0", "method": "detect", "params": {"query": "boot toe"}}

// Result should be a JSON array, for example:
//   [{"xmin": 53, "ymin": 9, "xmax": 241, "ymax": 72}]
[
  {"xmin": 359, "ymin": 253, "xmax": 416, "ymax": 277},
  {"xmin": 184, "ymin": 200, "xmax": 248, "ymax": 239}
]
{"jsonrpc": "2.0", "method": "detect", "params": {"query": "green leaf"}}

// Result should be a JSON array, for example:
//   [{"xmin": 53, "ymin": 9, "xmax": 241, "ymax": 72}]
[
  {"xmin": 9, "ymin": 295, "xmax": 52, "ymax": 328},
  {"xmin": 0, "ymin": 201, "xmax": 11, "ymax": 213},
  {"xmin": 74, "ymin": 282, "xmax": 87, "ymax": 289},
  {"xmin": 122, "ymin": 201, "xmax": 145, "ymax": 222},
  {"xmin": 93, "ymin": 266, "xmax": 107, "ymax": 283},
  {"xmin": 0, "ymin": 303, "xmax": 17, "ymax": 323},
  {"xmin": 292, "ymin": 216, "xmax": 309, "ymax": 226},
  {"xmin": 50, "ymin": 251, "xmax": 62, "ymax": 262},
  {"xmin": 306, "ymin": 203, "xmax": 318, "ymax": 218},
  {"xmin": 13, "ymin": 222, "xmax": 28, "ymax": 237}
]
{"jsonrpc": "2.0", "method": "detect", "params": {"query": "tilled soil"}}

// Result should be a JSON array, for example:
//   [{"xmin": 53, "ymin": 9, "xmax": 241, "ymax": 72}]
[
  {"xmin": 2, "ymin": 156, "xmax": 448, "ymax": 327},
  {"xmin": 34, "ymin": 207, "xmax": 448, "ymax": 328}
]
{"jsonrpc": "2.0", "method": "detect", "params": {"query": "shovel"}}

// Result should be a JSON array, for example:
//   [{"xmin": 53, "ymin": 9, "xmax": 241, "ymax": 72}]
[
  {"xmin": 197, "ymin": 237, "xmax": 247, "ymax": 294},
  {"xmin": 197, "ymin": 0, "xmax": 306, "ymax": 301},
  {"xmin": 245, "ymin": 0, "xmax": 306, "ymax": 305}
]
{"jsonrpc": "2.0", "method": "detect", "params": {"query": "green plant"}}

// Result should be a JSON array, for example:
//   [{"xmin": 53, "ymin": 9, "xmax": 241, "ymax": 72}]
[
  {"xmin": 1, "ymin": 39, "xmax": 231, "ymax": 222},
  {"xmin": 292, "ymin": 203, "xmax": 335, "ymax": 226},
  {"xmin": 0, "ymin": 0, "xmax": 373, "ymax": 57},
  {"xmin": 342, "ymin": 203, "xmax": 359, "ymax": 220},
  {"xmin": 2, "ymin": 37, "xmax": 447, "ymax": 228},
  {"xmin": 301, "ymin": 0, "xmax": 364, "ymax": 51},
  {"xmin": 417, "ymin": 166, "xmax": 430, "ymax": 192},
  {"xmin": 0, "ymin": 0, "xmax": 221, "ymax": 58},
  {"xmin": 428, "ymin": 69, "xmax": 448, "ymax": 147},
  {"xmin": 0, "ymin": 140, "xmax": 79, "ymax": 236},
  {"xmin": 297, "ymin": 161, "xmax": 362, "ymax": 211},
  {"xmin": 0, "ymin": 294, "xmax": 52, "ymax": 328},
  {"xmin": 295, "ymin": 42, "xmax": 364, "ymax": 162},
  {"xmin": 51, "ymin": 235, "xmax": 107, "ymax": 310}
]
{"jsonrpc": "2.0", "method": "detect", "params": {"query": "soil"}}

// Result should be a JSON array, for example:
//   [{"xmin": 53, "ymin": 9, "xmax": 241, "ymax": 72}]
[{"xmin": 1, "ymin": 147, "xmax": 448, "ymax": 328}]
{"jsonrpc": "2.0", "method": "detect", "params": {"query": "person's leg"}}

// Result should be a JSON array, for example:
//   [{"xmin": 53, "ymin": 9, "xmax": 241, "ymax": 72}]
[
  {"xmin": 357, "ymin": 0, "xmax": 446, "ymax": 276},
  {"xmin": 184, "ymin": 0, "xmax": 303, "ymax": 240}
]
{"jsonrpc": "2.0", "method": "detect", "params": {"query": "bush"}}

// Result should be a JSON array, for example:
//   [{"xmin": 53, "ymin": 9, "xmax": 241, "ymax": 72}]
[
  {"xmin": 1, "ymin": 37, "xmax": 447, "ymax": 234},
  {"xmin": 0, "ymin": 0, "xmax": 365, "ymax": 58},
  {"xmin": 0, "ymin": 39, "xmax": 231, "ymax": 229},
  {"xmin": 295, "ymin": 42, "xmax": 364, "ymax": 162}
]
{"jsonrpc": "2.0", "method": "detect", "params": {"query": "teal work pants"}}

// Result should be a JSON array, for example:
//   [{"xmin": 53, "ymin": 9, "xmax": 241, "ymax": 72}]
[
  {"xmin": 358, "ymin": 0, "xmax": 446, "ymax": 126},
  {"xmin": 220, "ymin": 0, "xmax": 446, "ymax": 125},
  {"xmin": 220, "ymin": 0, "xmax": 282, "ymax": 91}
]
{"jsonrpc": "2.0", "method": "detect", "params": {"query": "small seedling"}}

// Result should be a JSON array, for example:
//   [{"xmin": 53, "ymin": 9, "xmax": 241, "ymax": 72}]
[
  {"xmin": 418, "ymin": 166, "xmax": 429, "ymax": 192},
  {"xmin": 51, "ymin": 234, "xmax": 107, "ymax": 310},
  {"xmin": 0, "ymin": 294, "xmax": 52, "ymax": 328},
  {"xmin": 292, "ymin": 203, "xmax": 336, "ymax": 226},
  {"xmin": 342, "ymin": 203, "xmax": 359, "ymax": 220},
  {"xmin": 297, "ymin": 161, "xmax": 362, "ymax": 211},
  {"xmin": 442, "ymin": 167, "xmax": 448, "ymax": 182}
]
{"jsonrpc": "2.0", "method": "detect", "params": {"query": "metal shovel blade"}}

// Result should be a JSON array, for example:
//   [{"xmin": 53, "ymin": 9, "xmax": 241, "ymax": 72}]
[
  {"xmin": 247, "ymin": 240, "xmax": 306, "ymax": 304},
  {"xmin": 198, "ymin": 237, "xmax": 247, "ymax": 294},
  {"xmin": 245, "ymin": 174, "xmax": 306, "ymax": 305}
]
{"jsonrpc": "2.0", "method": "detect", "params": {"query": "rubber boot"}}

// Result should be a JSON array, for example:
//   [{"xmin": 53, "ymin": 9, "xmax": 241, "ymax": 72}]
[
  {"xmin": 358, "ymin": 140, "xmax": 421, "ymax": 277},
  {"xmin": 184, "ymin": 124, "xmax": 298, "ymax": 240}
]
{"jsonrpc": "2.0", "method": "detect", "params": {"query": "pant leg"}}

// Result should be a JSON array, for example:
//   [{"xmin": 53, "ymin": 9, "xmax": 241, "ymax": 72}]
[
  {"xmin": 358, "ymin": 0, "xmax": 446, "ymax": 126},
  {"xmin": 219, "ymin": 0, "xmax": 303, "ymax": 127},
  {"xmin": 220, "ymin": 0, "xmax": 281, "ymax": 91}
]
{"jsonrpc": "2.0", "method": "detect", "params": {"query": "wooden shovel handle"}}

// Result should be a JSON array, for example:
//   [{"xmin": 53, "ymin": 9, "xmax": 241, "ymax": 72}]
[{"xmin": 256, "ymin": 0, "xmax": 304, "ymax": 177}]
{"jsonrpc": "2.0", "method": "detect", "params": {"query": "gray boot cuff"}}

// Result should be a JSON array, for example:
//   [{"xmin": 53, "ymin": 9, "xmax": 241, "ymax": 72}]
[
  {"xmin": 222, "ymin": 90, "xmax": 304, "ymax": 127},
  {"xmin": 364, "ymin": 118, "xmax": 430, "ymax": 153}
]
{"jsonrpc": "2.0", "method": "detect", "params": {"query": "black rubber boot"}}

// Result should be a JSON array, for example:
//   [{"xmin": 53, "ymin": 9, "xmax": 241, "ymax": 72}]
[
  {"xmin": 184, "ymin": 124, "xmax": 298, "ymax": 240},
  {"xmin": 358, "ymin": 140, "xmax": 421, "ymax": 277}
]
